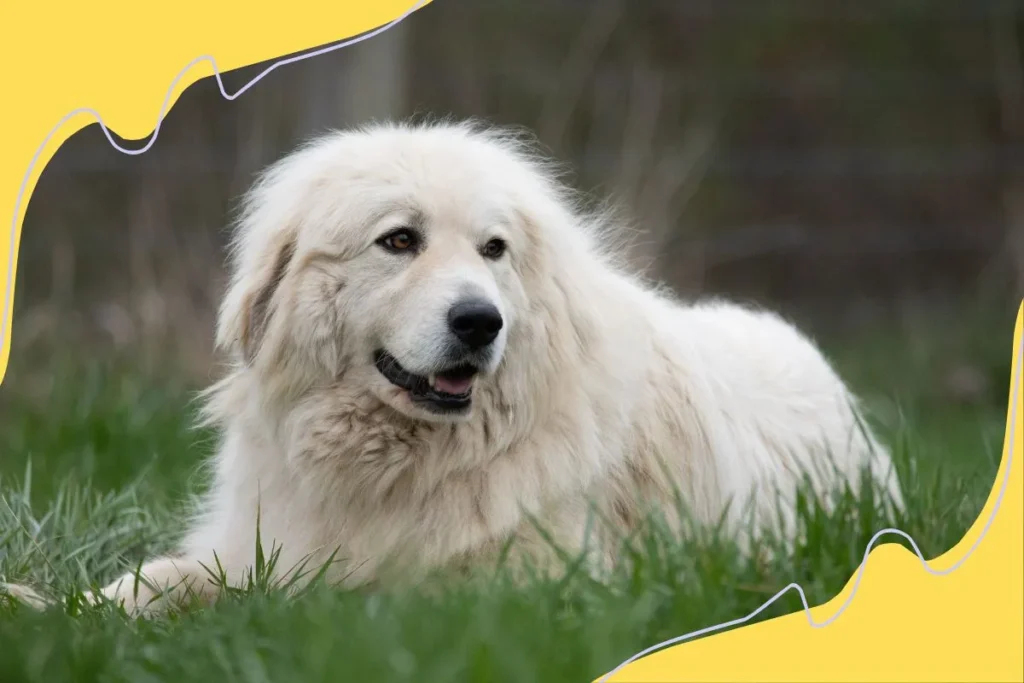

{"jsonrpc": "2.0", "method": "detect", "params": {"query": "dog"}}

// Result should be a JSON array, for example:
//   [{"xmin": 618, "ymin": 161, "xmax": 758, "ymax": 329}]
[{"xmin": 3, "ymin": 120, "xmax": 903, "ymax": 615}]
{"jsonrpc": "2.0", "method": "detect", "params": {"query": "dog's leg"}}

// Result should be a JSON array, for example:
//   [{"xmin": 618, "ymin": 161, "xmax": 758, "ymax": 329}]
[{"xmin": 3, "ymin": 557, "xmax": 222, "ymax": 616}]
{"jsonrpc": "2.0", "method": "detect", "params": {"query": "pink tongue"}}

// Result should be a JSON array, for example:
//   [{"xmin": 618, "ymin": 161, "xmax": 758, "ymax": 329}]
[{"xmin": 433, "ymin": 375, "xmax": 473, "ymax": 395}]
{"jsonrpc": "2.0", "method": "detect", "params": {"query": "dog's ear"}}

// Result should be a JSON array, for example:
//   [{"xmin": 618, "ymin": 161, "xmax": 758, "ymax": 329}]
[{"xmin": 217, "ymin": 232, "xmax": 297, "ymax": 365}]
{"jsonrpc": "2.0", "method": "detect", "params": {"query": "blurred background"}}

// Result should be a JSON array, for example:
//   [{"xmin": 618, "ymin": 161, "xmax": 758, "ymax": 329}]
[{"xmin": 7, "ymin": 0, "xmax": 1024, "ymax": 412}]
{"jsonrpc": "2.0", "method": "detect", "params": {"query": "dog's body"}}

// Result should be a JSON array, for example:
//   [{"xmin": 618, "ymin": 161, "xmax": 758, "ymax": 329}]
[{"xmin": 4, "ymin": 121, "xmax": 903, "ymax": 614}]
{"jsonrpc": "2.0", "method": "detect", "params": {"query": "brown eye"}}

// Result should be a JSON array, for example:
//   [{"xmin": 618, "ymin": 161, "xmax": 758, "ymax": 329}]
[
  {"xmin": 482, "ymin": 238, "xmax": 506, "ymax": 260},
  {"xmin": 378, "ymin": 229, "xmax": 419, "ymax": 254}
]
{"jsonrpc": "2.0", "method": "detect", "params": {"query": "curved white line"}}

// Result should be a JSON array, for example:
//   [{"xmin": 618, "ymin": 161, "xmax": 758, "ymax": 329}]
[{"xmin": 1, "ymin": 0, "xmax": 427, "ymax": 358}]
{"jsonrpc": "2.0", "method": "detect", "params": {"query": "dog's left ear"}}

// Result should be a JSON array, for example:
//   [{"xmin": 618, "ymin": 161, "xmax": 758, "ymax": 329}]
[{"xmin": 216, "ymin": 231, "xmax": 297, "ymax": 365}]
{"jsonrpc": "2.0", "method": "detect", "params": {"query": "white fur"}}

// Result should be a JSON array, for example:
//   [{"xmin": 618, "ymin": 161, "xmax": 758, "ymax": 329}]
[{"xmin": 5, "ymin": 120, "xmax": 903, "ymax": 615}]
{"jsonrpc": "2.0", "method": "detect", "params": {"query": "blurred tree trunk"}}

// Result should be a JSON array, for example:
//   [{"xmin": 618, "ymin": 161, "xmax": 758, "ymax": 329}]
[
  {"xmin": 297, "ymin": 21, "xmax": 410, "ymax": 136},
  {"xmin": 992, "ymin": 0, "xmax": 1024, "ymax": 299}
]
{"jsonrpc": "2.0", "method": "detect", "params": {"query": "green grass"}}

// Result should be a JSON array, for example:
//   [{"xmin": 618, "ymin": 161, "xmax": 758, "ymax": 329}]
[{"xmin": 0, "ymin": 311, "xmax": 1012, "ymax": 683}]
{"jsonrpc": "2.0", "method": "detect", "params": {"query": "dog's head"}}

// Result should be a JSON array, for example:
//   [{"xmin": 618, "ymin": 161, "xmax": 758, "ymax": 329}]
[{"xmin": 215, "ymin": 121, "xmax": 586, "ymax": 423}]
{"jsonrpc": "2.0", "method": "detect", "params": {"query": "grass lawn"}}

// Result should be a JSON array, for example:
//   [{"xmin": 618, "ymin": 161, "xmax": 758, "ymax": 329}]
[{"xmin": 0, "ymin": 305, "xmax": 1014, "ymax": 683}]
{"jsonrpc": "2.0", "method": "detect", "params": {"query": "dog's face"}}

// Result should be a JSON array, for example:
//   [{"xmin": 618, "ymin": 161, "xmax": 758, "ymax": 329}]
[
  {"xmin": 314, "ymin": 188, "xmax": 526, "ymax": 423},
  {"xmin": 218, "ymin": 124, "xmax": 559, "ymax": 423}
]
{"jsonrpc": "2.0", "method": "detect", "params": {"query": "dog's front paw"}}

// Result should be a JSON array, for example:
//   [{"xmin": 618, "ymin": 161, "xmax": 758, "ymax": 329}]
[
  {"xmin": 1, "ymin": 580, "xmax": 159, "ymax": 616},
  {"xmin": 1, "ymin": 581, "xmax": 52, "ymax": 610}
]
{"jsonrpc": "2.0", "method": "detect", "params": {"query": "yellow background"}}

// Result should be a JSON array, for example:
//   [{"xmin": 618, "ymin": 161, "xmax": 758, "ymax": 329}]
[{"xmin": 0, "ymin": 2, "xmax": 1021, "ymax": 681}]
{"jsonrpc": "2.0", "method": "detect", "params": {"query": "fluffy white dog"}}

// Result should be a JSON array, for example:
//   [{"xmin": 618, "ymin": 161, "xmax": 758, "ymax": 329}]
[{"xmin": 4, "ymin": 120, "xmax": 903, "ymax": 615}]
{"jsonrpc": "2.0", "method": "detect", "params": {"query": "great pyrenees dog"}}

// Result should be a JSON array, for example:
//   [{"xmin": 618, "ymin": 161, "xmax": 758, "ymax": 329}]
[{"xmin": 4, "ymin": 120, "xmax": 903, "ymax": 615}]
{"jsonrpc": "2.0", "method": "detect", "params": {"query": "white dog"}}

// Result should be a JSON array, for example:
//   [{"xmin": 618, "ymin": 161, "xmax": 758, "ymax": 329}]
[{"xmin": 4, "ymin": 120, "xmax": 903, "ymax": 615}]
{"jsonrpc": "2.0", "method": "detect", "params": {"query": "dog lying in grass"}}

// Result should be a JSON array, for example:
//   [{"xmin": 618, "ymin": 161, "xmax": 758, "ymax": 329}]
[{"xmin": 2, "ymin": 120, "xmax": 903, "ymax": 616}]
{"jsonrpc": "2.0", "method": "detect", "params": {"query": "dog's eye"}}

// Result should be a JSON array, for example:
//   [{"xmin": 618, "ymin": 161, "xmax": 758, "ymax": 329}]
[
  {"xmin": 481, "ymin": 238, "xmax": 507, "ymax": 260},
  {"xmin": 378, "ymin": 229, "xmax": 419, "ymax": 254}
]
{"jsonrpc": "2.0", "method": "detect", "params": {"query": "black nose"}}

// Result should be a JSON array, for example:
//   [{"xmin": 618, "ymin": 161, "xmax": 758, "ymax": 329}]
[{"xmin": 448, "ymin": 299, "xmax": 504, "ymax": 349}]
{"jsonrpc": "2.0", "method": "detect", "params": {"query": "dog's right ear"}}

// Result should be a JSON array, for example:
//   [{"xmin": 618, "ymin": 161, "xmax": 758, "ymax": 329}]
[{"xmin": 216, "ymin": 231, "xmax": 297, "ymax": 365}]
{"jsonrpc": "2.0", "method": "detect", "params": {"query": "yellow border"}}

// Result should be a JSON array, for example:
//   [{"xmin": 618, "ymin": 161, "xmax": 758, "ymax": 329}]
[{"xmin": 1, "ymin": 3, "xmax": 1021, "ymax": 681}]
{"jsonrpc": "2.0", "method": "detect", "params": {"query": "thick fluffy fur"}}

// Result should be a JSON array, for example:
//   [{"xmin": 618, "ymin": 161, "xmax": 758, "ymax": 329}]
[{"xmin": 6, "ymin": 120, "xmax": 903, "ymax": 614}]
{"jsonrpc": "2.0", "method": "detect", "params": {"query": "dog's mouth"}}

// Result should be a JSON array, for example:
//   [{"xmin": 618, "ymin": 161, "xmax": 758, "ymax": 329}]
[{"xmin": 373, "ymin": 349, "xmax": 478, "ymax": 413}]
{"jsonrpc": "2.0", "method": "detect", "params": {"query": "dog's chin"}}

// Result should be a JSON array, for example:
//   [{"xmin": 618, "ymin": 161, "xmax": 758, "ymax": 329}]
[{"xmin": 371, "ymin": 349, "xmax": 481, "ymax": 423}]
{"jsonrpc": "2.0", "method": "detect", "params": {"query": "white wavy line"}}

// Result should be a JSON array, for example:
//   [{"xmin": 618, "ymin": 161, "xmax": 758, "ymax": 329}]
[
  {"xmin": 598, "ymin": 321, "xmax": 1021, "ymax": 682},
  {"xmin": 1, "ymin": 0, "xmax": 427, "ymax": 359}
]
